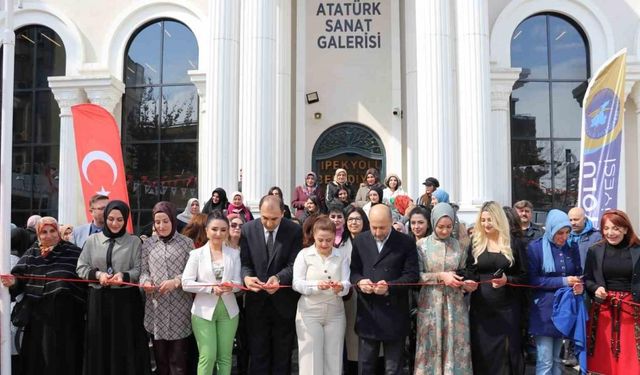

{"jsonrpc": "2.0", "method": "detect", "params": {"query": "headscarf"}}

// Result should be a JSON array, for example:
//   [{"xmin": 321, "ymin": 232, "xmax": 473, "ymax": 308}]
[
  {"xmin": 59, "ymin": 224, "xmax": 73, "ymax": 240},
  {"xmin": 542, "ymin": 209, "xmax": 571, "ymax": 273},
  {"xmin": 153, "ymin": 201, "xmax": 177, "ymax": 242},
  {"xmin": 364, "ymin": 168, "xmax": 380, "ymax": 186},
  {"xmin": 303, "ymin": 171, "xmax": 319, "ymax": 194},
  {"xmin": 103, "ymin": 200, "xmax": 130, "ymax": 239},
  {"xmin": 567, "ymin": 217, "xmax": 594, "ymax": 247},
  {"xmin": 431, "ymin": 203, "xmax": 455, "ymax": 240},
  {"xmin": 333, "ymin": 168, "xmax": 347, "ymax": 184},
  {"xmin": 369, "ymin": 185, "xmax": 384, "ymax": 205},
  {"xmin": 228, "ymin": 191, "xmax": 252, "ymax": 222},
  {"xmin": 203, "ymin": 187, "xmax": 228, "ymax": 213},
  {"xmin": 384, "ymin": 173, "xmax": 402, "ymax": 189},
  {"xmin": 26, "ymin": 215, "xmax": 42, "ymax": 229},
  {"xmin": 432, "ymin": 189, "xmax": 450, "ymax": 204},
  {"xmin": 178, "ymin": 198, "xmax": 198, "ymax": 224},
  {"xmin": 11, "ymin": 227, "xmax": 32, "ymax": 257},
  {"xmin": 36, "ymin": 216, "xmax": 60, "ymax": 256}
]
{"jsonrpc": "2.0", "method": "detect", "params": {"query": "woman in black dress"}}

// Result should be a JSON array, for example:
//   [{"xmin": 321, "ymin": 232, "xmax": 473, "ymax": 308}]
[
  {"xmin": 2, "ymin": 216, "xmax": 86, "ymax": 375},
  {"xmin": 76, "ymin": 200, "xmax": 151, "ymax": 375},
  {"xmin": 465, "ymin": 201, "xmax": 528, "ymax": 374}
]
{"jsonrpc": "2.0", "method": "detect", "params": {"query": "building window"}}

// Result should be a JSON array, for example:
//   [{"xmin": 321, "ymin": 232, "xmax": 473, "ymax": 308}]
[
  {"xmin": 0, "ymin": 26, "xmax": 66, "ymax": 226},
  {"xmin": 122, "ymin": 19, "xmax": 199, "ymax": 233},
  {"xmin": 510, "ymin": 13, "xmax": 589, "ymax": 213}
]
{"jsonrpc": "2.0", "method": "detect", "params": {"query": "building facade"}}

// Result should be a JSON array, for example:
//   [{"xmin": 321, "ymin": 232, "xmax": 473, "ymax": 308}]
[{"xmin": 2, "ymin": 0, "xmax": 640, "ymax": 230}]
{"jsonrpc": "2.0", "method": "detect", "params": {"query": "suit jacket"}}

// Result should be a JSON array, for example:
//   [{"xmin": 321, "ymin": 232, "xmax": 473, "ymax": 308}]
[
  {"xmin": 584, "ymin": 242, "xmax": 640, "ymax": 302},
  {"xmin": 72, "ymin": 223, "xmax": 94, "ymax": 249},
  {"xmin": 350, "ymin": 229, "xmax": 419, "ymax": 340},
  {"xmin": 182, "ymin": 244, "xmax": 242, "ymax": 320},
  {"xmin": 240, "ymin": 218, "xmax": 303, "ymax": 319}
]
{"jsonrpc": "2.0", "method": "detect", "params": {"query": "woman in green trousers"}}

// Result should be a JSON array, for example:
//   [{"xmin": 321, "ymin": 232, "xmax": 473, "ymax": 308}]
[{"xmin": 182, "ymin": 211, "xmax": 242, "ymax": 375}]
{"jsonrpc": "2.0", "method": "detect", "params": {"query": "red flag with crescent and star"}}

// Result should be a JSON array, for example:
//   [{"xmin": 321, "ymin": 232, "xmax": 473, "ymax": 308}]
[{"xmin": 72, "ymin": 104, "xmax": 133, "ymax": 232}]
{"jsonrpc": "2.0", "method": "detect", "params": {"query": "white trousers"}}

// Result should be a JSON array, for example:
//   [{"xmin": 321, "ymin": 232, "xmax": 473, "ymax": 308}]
[{"xmin": 295, "ymin": 297, "xmax": 346, "ymax": 375}]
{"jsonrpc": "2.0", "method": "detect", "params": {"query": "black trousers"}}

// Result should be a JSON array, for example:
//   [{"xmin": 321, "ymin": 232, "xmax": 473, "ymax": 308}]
[
  {"xmin": 152, "ymin": 337, "xmax": 190, "ymax": 375},
  {"xmin": 245, "ymin": 299, "xmax": 295, "ymax": 375},
  {"xmin": 358, "ymin": 337, "xmax": 404, "ymax": 375}
]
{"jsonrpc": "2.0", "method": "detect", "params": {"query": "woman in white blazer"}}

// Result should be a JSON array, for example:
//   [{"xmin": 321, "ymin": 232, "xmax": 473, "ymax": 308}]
[
  {"xmin": 293, "ymin": 215, "xmax": 351, "ymax": 375},
  {"xmin": 182, "ymin": 212, "xmax": 241, "ymax": 375}
]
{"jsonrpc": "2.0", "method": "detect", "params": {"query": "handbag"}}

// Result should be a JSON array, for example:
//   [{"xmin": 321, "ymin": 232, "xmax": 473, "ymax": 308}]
[{"xmin": 10, "ymin": 297, "xmax": 32, "ymax": 327}]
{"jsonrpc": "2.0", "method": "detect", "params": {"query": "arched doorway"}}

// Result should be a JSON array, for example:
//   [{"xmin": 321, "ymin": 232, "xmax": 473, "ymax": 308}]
[{"xmin": 312, "ymin": 122, "xmax": 386, "ymax": 186}]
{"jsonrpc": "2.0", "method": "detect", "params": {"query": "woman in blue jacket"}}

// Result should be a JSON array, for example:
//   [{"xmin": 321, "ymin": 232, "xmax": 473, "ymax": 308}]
[{"xmin": 527, "ymin": 209, "xmax": 584, "ymax": 375}]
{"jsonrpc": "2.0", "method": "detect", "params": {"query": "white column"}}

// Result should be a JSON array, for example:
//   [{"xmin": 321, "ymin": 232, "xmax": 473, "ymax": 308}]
[
  {"xmin": 294, "ymin": 0, "xmax": 307, "ymax": 193},
  {"xmin": 626, "ymin": 76, "xmax": 640, "ymax": 225},
  {"xmin": 275, "ymin": 0, "xmax": 292, "ymax": 199},
  {"xmin": 238, "ymin": 0, "xmax": 277, "ymax": 205},
  {"xmin": 188, "ymin": 70, "xmax": 209, "ymax": 203},
  {"xmin": 456, "ymin": 0, "xmax": 491, "ymax": 207},
  {"xmin": 48, "ymin": 80, "xmax": 86, "ymax": 225},
  {"xmin": 205, "ymin": 0, "xmax": 241, "ymax": 200},
  {"xmin": 489, "ymin": 63, "xmax": 521, "ymax": 206},
  {"xmin": 83, "ymin": 76, "xmax": 125, "ymax": 119},
  {"xmin": 404, "ymin": 0, "xmax": 456, "ymax": 200}
]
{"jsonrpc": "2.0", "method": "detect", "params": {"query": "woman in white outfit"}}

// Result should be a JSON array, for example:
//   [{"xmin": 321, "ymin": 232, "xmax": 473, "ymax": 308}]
[
  {"xmin": 293, "ymin": 215, "xmax": 351, "ymax": 375},
  {"xmin": 181, "ymin": 212, "xmax": 242, "ymax": 375}
]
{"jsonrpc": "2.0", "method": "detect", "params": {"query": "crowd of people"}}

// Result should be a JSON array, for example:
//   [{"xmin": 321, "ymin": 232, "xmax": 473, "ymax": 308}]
[{"xmin": 3, "ymin": 167, "xmax": 640, "ymax": 375}]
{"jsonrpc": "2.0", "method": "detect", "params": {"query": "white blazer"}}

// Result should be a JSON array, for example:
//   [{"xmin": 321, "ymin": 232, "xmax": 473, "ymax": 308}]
[{"xmin": 182, "ymin": 244, "xmax": 242, "ymax": 320}]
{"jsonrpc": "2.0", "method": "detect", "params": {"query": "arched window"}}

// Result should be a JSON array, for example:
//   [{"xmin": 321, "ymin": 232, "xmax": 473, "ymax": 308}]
[
  {"xmin": 122, "ymin": 19, "xmax": 199, "ymax": 232},
  {"xmin": 0, "ymin": 25, "xmax": 66, "ymax": 226},
  {"xmin": 510, "ymin": 13, "xmax": 589, "ymax": 213}
]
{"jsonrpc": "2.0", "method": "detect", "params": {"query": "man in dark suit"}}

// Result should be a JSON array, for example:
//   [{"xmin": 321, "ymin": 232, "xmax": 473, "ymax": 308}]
[
  {"xmin": 350, "ymin": 204, "xmax": 419, "ymax": 375},
  {"xmin": 240, "ymin": 195, "xmax": 302, "ymax": 374}
]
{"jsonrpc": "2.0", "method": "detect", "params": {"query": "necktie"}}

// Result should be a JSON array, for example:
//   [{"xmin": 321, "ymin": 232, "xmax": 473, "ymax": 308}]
[
  {"xmin": 267, "ymin": 231, "xmax": 274, "ymax": 259},
  {"xmin": 106, "ymin": 238, "xmax": 115, "ymax": 275}
]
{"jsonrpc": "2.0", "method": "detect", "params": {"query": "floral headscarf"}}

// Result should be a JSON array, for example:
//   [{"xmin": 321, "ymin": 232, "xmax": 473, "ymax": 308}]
[{"xmin": 36, "ymin": 216, "xmax": 60, "ymax": 256}]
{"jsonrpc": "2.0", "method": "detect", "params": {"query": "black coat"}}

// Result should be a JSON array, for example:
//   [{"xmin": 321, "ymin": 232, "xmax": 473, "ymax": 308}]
[
  {"xmin": 350, "ymin": 229, "xmax": 419, "ymax": 341},
  {"xmin": 240, "ymin": 218, "xmax": 302, "ymax": 319},
  {"xmin": 584, "ymin": 242, "xmax": 640, "ymax": 302}
]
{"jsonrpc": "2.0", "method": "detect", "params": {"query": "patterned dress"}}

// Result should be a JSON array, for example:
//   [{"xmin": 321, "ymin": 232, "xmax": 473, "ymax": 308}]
[
  {"xmin": 414, "ymin": 234, "xmax": 472, "ymax": 375},
  {"xmin": 139, "ymin": 233, "xmax": 194, "ymax": 340}
]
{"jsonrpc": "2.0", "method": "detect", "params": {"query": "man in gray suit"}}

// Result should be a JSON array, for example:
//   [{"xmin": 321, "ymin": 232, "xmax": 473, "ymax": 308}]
[{"xmin": 72, "ymin": 194, "xmax": 109, "ymax": 248}]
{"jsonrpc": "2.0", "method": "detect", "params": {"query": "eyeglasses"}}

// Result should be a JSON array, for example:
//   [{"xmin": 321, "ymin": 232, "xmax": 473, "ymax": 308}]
[
  {"xmin": 347, "ymin": 217, "xmax": 363, "ymax": 222},
  {"xmin": 230, "ymin": 222, "xmax": 243, "ymax": 229}
]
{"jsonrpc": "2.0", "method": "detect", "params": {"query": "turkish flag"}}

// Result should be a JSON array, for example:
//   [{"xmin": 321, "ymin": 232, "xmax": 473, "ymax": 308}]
[{"xmin": 72, "ymin": 104, "xmax": 133, "ymax": 233}]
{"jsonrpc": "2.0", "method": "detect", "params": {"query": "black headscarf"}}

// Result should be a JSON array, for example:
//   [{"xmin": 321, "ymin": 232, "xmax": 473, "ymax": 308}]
[
  {"xmin": 152, "ymin": 201, "xmax": 177, "ymax": 242},
  {"xmin": 203, "ymin": 187, "xmax": 229, "ymax": 214},
  {"xmin": 11, "ymin": 226, "xmax": 32, "ymax": 257},
  {"xmin": 103, "ymin": 200, "xmax": 130, "ymax": 238},
  {"xmin": 369, "ymin": 185, "xmax": 384, "ymax": 205}
]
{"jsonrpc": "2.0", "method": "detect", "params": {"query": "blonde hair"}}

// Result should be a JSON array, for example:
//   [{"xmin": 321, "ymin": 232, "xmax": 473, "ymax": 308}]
[{"xmin": 471, "ymin": 201, "xmax": 514, "ymax": 266}]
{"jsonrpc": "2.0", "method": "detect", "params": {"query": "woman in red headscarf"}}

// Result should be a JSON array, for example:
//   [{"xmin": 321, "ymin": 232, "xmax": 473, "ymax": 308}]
[{"xmin": 1, "ymin": 217, "xmax": 86, "ymax": 375}]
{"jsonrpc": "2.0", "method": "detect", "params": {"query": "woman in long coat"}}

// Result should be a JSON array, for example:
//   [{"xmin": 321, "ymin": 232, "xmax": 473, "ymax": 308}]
[
  {"xmin": 140, "ymin": 201, "xmax": 194, "ymax": 375},
  {"xmin": 77, "ymin": 200, "xmax": 151, "ymax": 375},
  {"xmin": 2, "ymin": 217, "xmax": 86, "ymax": 375},
  {"xmin": 414, "ymin": 203, "xmax": 473, "ymax": 374}
]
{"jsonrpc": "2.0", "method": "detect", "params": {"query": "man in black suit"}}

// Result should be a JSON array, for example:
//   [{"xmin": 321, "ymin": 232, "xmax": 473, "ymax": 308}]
[
  {"xmin": 240, "ymin": 195, "xmax": 302, "ymax": 374},
  {"xmin": 350, "ymin": 204, "xmax": 419, "ymax": 375}
]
